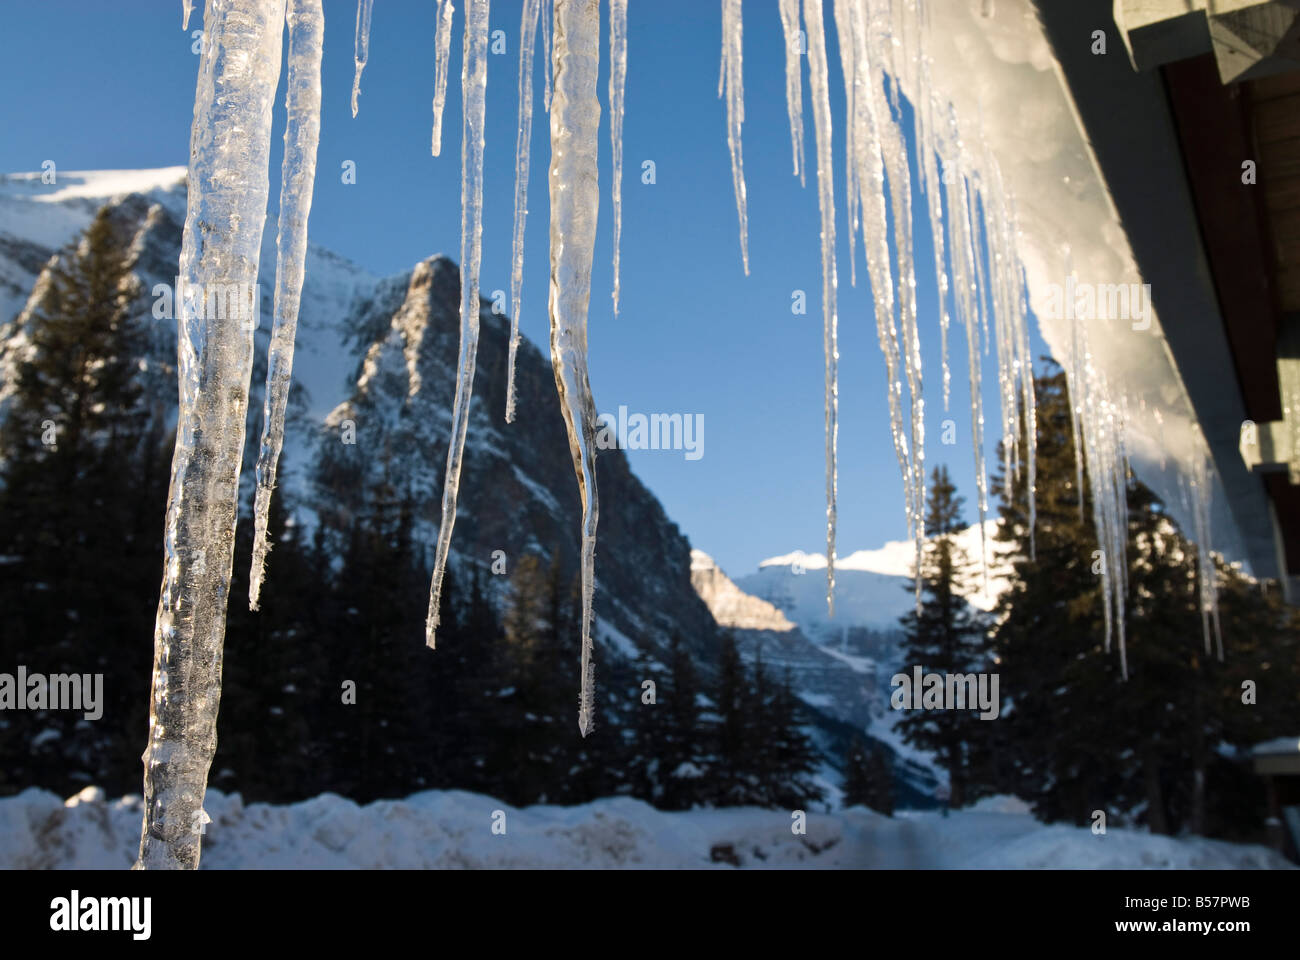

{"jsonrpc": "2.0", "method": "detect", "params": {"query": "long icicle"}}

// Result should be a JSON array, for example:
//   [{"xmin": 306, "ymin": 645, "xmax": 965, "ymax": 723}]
[
  {"xmin": 250, "ymin": 0, "xmax": 325, "ymax": 610},
  {"xmin": 867, "ymin": 0, "xmax": 924, "ymax": 610},
  {"xmin": 182, "ymin": 0, "xmax": 194, "ymax": 29},
  {"xmin": 350, "ymin": 0, "xmax": 373, "ymax": 118},
  {"xmin": 845, "ymin": 0, "xmax": 907, "ymax": 566},
  {"xmin": 778, "ymin": 0, "xmax": 805, "ymax": 187},
  {"xmin": 542, "ymin": 0, "xmax": 554, "ymax": 111},
  {"xmin": 426, "ymin": 0, "xmax": 491, "ymax": 648},
  {"xmin": 549, "ymin": 0, "xmax": 603, "ymax": 736},
  {"xmin": 832, "ymin": 0, "xmax": 858, "ymax": 289},
  {"xmin": 1190, "ymin": 448, "xmax": 1223, "ymax": 660},
  {"xmin": 944, "ymin": 113, "xmax": 989, "ymax": 588},
  {"xmin": 137, "ymin": 0, "xmax": 286, "ymax": 871},
  {"xmin": 805, "ymin": 0, "xmax": 838, "ymax": 617},
  {"xmin": 609, "ymin": 0, "xmax": 628, "ymax": 314},
  {"xmin": 431, "ymin": 0, "xmax": 456, "ymax": 155},
  {"xmin": 719, "ymin": 0, "xmax": 749, "ymax": 275},
  {"xmin": 506, "ymin": 0, "xmax": 542, "ymax": 424},
  {"xmin": 912, "ymin": 2, "xmax": 951, "ymax": 412}
]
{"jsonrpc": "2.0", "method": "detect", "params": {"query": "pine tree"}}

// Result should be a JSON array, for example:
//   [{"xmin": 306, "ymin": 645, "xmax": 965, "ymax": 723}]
[
  {"xmin": 897, "ymin": 464, "xmax": 991, "ymax": 807},
  {"xmin": 843, "ymin": 734, "xmax": 894, "ymax": 816},
  {"xmin": 0, "ymin": 208, "xmax": 165, "ymax": 797},
  {"xmin": 989, "ymin": 363, "xmax": 1300, "ymax": 837},
  {"xmin": 712, "ymin": 630, "xmax": 749, "ymax": 804},
  {"xmin": 325, "ymin": 454, "xmax": 432, "ymax": 801},
  {"xmin": 499, "ymin": 551, "xmax": 562, "ymax": 803},
  {"xmin": 626, "ymin": 650, "xmax": 667, "ymax": 802},
  {"xmin": 764, "ymin": 666, "xmax": 824, "ymax": 808},
  {"xmin": 658, "ymin": 633, "xmax": 707, "ymax": 809}
]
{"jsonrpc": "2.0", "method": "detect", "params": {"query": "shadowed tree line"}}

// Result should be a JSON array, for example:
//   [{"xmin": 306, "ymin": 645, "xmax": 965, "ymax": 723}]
[{"xmin": 885, "ymin": 363, "xmax": 1300, "ymax": 843}]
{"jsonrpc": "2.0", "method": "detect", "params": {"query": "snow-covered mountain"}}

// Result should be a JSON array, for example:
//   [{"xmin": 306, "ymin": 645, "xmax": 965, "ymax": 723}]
[
  {"xmin": 690, "ymin": 523, "xmax": 1015, "ymax": 799},
  {"xmin": 746, "ymin": 520, "xmax": 1012, "ymax": 639},
  {"xmin": 0, "ymin": 167, "xmax": 726, "ymax": 683}
]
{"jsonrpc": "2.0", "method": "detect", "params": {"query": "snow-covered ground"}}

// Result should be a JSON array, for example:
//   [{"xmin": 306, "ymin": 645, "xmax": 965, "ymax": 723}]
[{"xmin": 0, "ymin": 787, "xmax": 1290, "ymax": 870}]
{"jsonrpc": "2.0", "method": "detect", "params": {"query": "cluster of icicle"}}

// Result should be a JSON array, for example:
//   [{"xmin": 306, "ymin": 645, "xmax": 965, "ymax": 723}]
[
  {"xmin": 352, "ymin": 0, "xmax": 620, "ymax": 742},
  {"xmin": 746, "ymin": 0, "xmax": 1038, "ymax": 616},
  {"xmin": 141, "ymin": 0, "xmax": 324, "ymax": 870},
  {"xmin": 747, "ymin": 0, "xmax": 1217, "ymax": 669},
  {"xmin": 1061, "ymin": 260, "xmax": 1131, "ymax": 678},
  {"xmin": 149, "ymin": 0, "xmax": 1230, "ymax": 872}
]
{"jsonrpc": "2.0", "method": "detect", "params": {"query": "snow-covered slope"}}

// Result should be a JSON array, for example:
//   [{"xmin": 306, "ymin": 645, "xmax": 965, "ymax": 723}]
[{"xmin": 1, "ymin": 785, "xmax": 1289, "ymax": 870}]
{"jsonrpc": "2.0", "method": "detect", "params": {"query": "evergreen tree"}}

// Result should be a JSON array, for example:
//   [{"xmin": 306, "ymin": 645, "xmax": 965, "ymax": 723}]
[
  {"xmin": 0, "ymin": 209, "xmax": 165, "ymax": 796},
  {"xmin": 626, "ymin": 649, "xmax": 667, "ymax": 802},
  {"xmin": 712, "ymin": 630, "xmax": 749, "ymax": 804},
  {"xmin": 325, "ymin": 456, "xmax": 432, "ymax": 801},
  {"xmin": 990, "ymin": 363, "xmax": 1300, "ymax": 838},
  {"xmin": 763, "ymin": 666, "xmax": 824, "ymax": 808},
  {"xmin": 843, "ymin": 734, "xmax": 894, "ymax": 816},
  {"xmin": 897, "ymin": 464, "xmax": 992, "ymax": 807},
  {"xmin": 658, "ymin": 633, "xmax": 707, "ymax": 809}
]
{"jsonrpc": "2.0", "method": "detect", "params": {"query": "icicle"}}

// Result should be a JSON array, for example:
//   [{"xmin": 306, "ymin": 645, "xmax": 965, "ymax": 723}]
[
  {"xmin": 182, "ymin": 0, "xmax": 194, "ymax": 30},
  {"xmin": 549, "ymin": 0, "xmax": 603, "ymax": 736},
  {"xmin": 1190, "ymin": 451, "xmax": 1223, "ymax": 660},
  {"xmin": 250, "ymin": 0, "xmax": 325, "ymax": 611},
  {"xmin": 842, "ymin": 0, "xmax": 911, "ymax": 586},
  {"xmin": 137, "ymin": 0, "xmax": 286, "ymax": 871},
  {"xmin": 506, "ymin": 0, "xmax": 542, "ymax": 424},
  {"xmin": 542, "ymin": 0, "xmax": 554, "ymax": 111},
  {"xmin": 350, "ymin": 0, "xmax": 373, "ymax": 118},
  {"xmin": 1063, "ymin": 297, "xmax": 1131, "ymax": 679},
  {"xmin": 431, "ymin": 0, "xmax": 456, "ymax": 155},
  {"xmin": 1017, "ymin": 262, "xmax": 1037, "ymax": 560},
  {"xmin": 867, "ymin": 0, "xmax": 924, "ymax": 608},
  {"xmin": 911, "ymin": 2, "xmax": 952, "ymax": 413},
  {"xmin": 609, "ymin": 0, "xmax": 628, "ymax": 315},
  {"xmin": 719, "ymin": 0, "xmax": 749, "ymax": 275},
  {"xmin": 778, "ymin": 0, "xmax": 805, "ymax": 187},
  {"xmin": 804, "ymin": 0, "xmax": 837, "ymax": 617},
  {"xmin": 426, "ymin": 0, "xmax": 491, "ymax": 648},
  {"xmin": 1064, "ymin": 249, "xmax": 1085, "ymax": 523},
  {"xmin": 934, "ymin": 102, "xmax": 989, "ymax": 589},
  {"xmin": 832, "ymin": 0, "xmax": 858, "ymax": 289}
]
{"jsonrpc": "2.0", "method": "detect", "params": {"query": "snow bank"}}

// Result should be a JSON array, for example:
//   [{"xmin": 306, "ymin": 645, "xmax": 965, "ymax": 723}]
[{"xmin": 0, "ymin": 786, "xmax": 1289, "ymax": 870}]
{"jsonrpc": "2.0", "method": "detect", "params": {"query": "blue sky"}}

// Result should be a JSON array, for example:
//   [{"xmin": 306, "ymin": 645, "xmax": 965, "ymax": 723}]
[{"xmin": 0, "ymin": 0, "xmax": 1050, "ymax": 576}]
